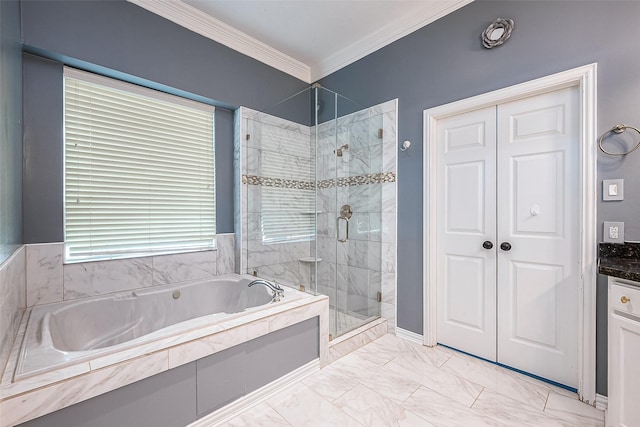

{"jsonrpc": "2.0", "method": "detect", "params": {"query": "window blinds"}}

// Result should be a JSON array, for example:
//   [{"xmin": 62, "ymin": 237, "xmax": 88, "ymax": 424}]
[
  {"xmin": 64, "ymin": 68, "xmax": 215, "ymax": 262},
  {"xmin": 258, "ymin": 132, "xmax": 315, "ymax": 244}
]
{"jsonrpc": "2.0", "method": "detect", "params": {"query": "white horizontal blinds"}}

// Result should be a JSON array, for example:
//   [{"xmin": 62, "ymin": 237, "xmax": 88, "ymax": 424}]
[
  {"xmin": 64, "ymin": 68, "xmax": 215, "ymax": 261},
  {"xmin": 259, "ymin": 126, "xmax": 314, "ymax": 244}
]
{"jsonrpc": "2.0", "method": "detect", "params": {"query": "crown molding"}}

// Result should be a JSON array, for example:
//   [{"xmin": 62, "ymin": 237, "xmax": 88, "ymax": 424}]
[
  {"xmin": 309, "ymin": 0, "xmax": 474, "ymax": 81},
  {"xmin": 128, "ymin": 0, "xmax": 312, "ymax": 83},
  {"xmin": 129, "ymin": 0, "xmax": 472, "ymax": 84}
]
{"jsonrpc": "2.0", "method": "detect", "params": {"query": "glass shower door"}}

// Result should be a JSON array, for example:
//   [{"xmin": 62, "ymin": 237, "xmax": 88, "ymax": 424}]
[{"xmin": 331, "ymin": 93, "xmax": 383, "ymax": 337}]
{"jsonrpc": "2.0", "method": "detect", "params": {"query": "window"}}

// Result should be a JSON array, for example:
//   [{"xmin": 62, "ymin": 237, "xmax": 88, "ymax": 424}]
[
  {"xmin": 257, "ymin": 128, "xmax": 315, "ymax": 244},
  {"xmin": 64, "ymin": 68, "xmax": 215, "ymax": 262}
]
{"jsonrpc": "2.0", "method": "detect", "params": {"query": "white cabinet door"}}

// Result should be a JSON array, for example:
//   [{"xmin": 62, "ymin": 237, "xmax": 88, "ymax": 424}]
[
  {"xmin": 436, "ymin": 106, "xmax": 497, "ymax": 361},
  {"xmin": 496, "ymin": 87, "xmax": 580, "ymax": 387},
  {"xmin": 435, "ymin": 86, "xmax": 580, "ymax": 387},
  {"xmin": 609, "ymin": 281, "xmax": 640, "ymax": 427}
]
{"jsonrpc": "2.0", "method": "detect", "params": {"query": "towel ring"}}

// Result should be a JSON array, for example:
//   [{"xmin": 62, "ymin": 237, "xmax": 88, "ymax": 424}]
[{"xmin": 598, "ymin": 124, "xmax": 640, "ymax": 156}]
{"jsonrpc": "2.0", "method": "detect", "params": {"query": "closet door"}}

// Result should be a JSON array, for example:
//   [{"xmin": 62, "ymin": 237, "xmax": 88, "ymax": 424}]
[
  {"xmin": 495, "ymin": 86, "xmax": 580, "ymax": 387},
  {"xmin": 435, "ymin": 106, "xmax": 497, "ymax": 361}
]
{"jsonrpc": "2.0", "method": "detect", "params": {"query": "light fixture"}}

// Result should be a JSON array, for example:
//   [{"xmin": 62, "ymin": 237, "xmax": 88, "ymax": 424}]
[{"xmin": 481, "ymin": 18, "xmax": 514, "ymax": 49}]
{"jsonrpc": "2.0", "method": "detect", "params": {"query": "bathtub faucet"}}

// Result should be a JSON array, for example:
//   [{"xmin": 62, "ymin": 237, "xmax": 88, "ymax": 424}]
[{"xmin": 248, "ymin": 279, "xmax": 284, "ymax": 302}]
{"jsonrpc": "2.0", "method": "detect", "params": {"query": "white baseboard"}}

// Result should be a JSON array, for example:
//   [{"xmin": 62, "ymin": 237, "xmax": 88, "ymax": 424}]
[
  {"xmin": 395, "ymin": 327, "xmax": 424, "ymax": 344},
  {"xmin": 187, "ymin": 359, "xmax": 320, "ymax": 427},
  {"xmin": 595, "ymin": 393, "xmax": 608, "ymax": 411}
]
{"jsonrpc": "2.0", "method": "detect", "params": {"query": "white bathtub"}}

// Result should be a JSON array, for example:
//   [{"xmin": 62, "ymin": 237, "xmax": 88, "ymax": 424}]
[{"xmin": 15, "ymin": 274, "xmax": 296, "ymax": 380}]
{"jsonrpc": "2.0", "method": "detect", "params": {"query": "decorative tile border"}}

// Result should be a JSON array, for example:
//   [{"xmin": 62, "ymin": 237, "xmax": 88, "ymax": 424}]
[
  {"xmin": 329, "ymin": 172, "xmax": 396, "ymax": 188},
  {"xmin": 242, "ymin": 175, "xmax": 315, "ymax": 190},
  {"xmin": 243, "ymin": 172, "xmax": 396, "ymax": 190}
]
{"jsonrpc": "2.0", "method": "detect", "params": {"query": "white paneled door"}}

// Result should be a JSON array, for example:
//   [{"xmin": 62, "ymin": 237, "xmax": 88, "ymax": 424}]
[{"xmin": 436, "ymin": 87, "xmax": 579, "ymax": 387}]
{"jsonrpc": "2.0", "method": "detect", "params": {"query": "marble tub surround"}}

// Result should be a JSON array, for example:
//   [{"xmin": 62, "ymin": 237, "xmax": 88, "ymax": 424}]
[
  {"xmin": 0, "ymin": 287, "xmax": 328, "ymax": 427},
  {"xmin": 598, "ymin": 242, "xmax": 640, "ymax": 283},
  {"xmin": 0, "ymin": 247, "xmax": 26, "ymax": 381},
  {"xmin": 219, "ymin": 334, "xmax": 604, "ymax": 427},
  {"xmin": 22, "ymin": 234, "xmax": 236, "ymax": 305},
  {"xmin": 15, "ymin": 275, "xmax": 279, "ymax": 380}
]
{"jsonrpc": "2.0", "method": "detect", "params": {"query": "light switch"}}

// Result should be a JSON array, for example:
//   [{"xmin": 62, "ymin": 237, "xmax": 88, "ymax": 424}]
[
  {"xmin": 603, "ymin": 179, "xmax": 624, "ymax": 201},
  {"xmin": 604, "ymin": 221, "xmax": 625, "ymax": 243}
]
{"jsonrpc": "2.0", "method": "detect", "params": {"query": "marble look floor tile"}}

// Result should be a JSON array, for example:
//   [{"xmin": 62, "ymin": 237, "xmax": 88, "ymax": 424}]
[
  {"xmin": 266, "ymin": 383, "xmax": 363, "ymax": 427},
  {"xmin": 441, "ymin": 353, "xmax": 550, "ymax": 410},
  {"xmin": 544, "ymin": 392, "xmax": 604, "ymax": 426},
  {"xmin": 334, "ymin": 384, "xmax": 434, "ymax": 427},
  {"xmin": 364, "ymin": 334, "xmax": 452, "ymax": 368},
  {"xmin": 195, "ymin": 334, "xmax": 600, "ymax": 427},
  {"xmin": 545, "ymin": 384, "xmax": 581, "ymax": 400},
  {"xmin": 402, "ymin": 386, "xmax": 506, "ymax": 427},
  {"xmin": 219, "ymin": 402, "xmax": 291, "ymax": 427},
  {"xmin": 301, "ymin": 365, "xmax": 360, "ymax": 401},
  {"xmin": 330, "ymin": 352, "xmax": 421, "ymax": 404},
  {"xmin": 472, "ymin": 388, "xmax": 569, "ymax": 426},
  {"xmin": 385, "ymin": 354, "xmax": 483, "ymax": 407}
]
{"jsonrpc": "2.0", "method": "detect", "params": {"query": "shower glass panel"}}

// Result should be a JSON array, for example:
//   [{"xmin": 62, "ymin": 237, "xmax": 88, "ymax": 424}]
[{"xmin": 241, "ymin": 85, "xmax": 382, "ymax": 339}]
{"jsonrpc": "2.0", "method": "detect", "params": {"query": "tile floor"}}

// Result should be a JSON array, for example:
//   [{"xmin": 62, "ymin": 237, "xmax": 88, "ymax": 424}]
[{"xmin": 217, "ymin": 334, "xmax": 604, "ymax": 426}]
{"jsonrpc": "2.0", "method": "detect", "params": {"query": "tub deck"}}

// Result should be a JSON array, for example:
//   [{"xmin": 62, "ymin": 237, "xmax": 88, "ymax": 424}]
[{"xmin": 0, "ymin": 277, "xmax": 328, "ymax": 427}]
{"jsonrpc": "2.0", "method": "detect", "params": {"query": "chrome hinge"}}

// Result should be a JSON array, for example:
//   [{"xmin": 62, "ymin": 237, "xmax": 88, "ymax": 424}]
[
  {"xmin": 246, "ymin": 134, "xmax": 251, "ymax": 141},
  {"xmin": 378, "ymin": 129, "xmax": 384, "ymax": 139}
]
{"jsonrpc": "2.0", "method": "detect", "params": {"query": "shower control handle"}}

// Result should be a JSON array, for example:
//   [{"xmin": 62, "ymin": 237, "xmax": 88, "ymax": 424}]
[
  {"xmin": 482, "ymin": 241, "xmax": 493, "ymax": 250},
  {"xmin": 500, "ymin": 242, "xmax": 512, "ymax": 251},
  {"xmin": 337, "ymin": 217, "xmax": 349, "ymax": 243},
  {"xmin": 337, "ymin": 204, "xmax": 352, "ymax": 243}
]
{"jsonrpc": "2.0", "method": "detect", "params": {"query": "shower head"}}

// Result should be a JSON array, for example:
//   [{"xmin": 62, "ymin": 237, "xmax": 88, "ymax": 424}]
[{"xmin": 335, "ymin": 144, "xmax": 349, "ymax": 157}]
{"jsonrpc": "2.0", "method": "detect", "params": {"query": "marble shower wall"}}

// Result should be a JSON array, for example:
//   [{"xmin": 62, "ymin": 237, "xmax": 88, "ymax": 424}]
[
  {"xmin": 19, "ymin": 233, "xmax": 236, "ymax": 305},
  {"xmin": 236, "ymin": 100, "xmax": 398, "ymax": 334},
  {"xmin": 236, "ymin": 108, "xmax": 316, "ymax": 288},
  {"xmin": 0, "ymin": 247, "xmax": 26, "ymax": 376},
  {"xmin": 315, "ymin": 100, "xmax": 397, "ymax": 333}
]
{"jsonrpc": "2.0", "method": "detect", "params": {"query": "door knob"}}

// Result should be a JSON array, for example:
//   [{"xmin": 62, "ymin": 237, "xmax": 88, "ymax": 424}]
[
  {"xmin": 500, "ymin": 242, "xmax": 512, "ymax": 251},
  {"xmin": 621, "ymin": 296, "xmax": 631, "ymax": 304},
  {"xmin": 482, "ymin": 241, "xmax": 494, "ymax": 249}
]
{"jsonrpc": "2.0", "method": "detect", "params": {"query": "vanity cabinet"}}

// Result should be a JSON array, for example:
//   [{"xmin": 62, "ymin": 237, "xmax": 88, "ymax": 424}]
[{"xmin": 608, "ymin": 277, "xmax": 640, "ymax": 426}]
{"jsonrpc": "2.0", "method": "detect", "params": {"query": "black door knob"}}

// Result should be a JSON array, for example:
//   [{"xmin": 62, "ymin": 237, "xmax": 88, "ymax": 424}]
[
  {"xmin": 500, "ymin": 242, "xmax": 512, "ymax": 251},
  {"xmin": 482, "ymin": 241, "xmax": 493, "ymax": 249}
]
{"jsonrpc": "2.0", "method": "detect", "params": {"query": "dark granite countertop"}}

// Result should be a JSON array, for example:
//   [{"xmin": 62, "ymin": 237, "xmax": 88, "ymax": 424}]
[{"xmin": 599, "ymin": 242, "xmax": 640, "ymax": 283}]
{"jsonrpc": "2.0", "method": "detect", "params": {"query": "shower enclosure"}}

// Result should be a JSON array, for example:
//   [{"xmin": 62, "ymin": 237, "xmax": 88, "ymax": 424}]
[{"xmin": 235, "ymin": 85, "xmax": 396, "ymax": 339}]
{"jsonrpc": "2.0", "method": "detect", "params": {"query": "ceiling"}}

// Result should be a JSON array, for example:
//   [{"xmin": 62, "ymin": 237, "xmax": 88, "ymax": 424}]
[{"xmin": 129, "ymin": 0, "xmax": 473, "ymax": 83}]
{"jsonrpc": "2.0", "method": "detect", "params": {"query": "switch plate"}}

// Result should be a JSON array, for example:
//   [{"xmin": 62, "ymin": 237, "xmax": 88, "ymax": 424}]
[
  {"xmin": 604, "ymin": 221, "xmax": 625, "ymax": 243},
  {"xmin": 603, "ymin": 179, "xmax": 624, "ymax": 201}
]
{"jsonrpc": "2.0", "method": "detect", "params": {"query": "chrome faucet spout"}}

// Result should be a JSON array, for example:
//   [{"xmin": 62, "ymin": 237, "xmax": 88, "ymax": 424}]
[{"xmin": 248, "ymin": 279, "xmax": 284, "ymax": 302}]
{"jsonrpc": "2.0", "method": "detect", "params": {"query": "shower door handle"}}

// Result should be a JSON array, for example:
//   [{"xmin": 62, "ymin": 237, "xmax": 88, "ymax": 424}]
[{"xmin": 337, "ymin": 217, "xmax": 349, "ymax": 242}]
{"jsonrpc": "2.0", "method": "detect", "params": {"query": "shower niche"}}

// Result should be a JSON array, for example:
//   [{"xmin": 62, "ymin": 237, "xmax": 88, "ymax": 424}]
[{"xmin": 234, "ymin": 86, "xmax": 397, "ymax": 339}]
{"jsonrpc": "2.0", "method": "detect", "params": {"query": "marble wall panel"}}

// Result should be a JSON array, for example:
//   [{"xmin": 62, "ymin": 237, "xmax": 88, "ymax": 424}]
[
  {"xmin": 152, "ymin": 250, "xmax": 217, "ymax": 286},
  {"xmin": 216, "ymin": 234, "xmax": 235, "ymax": 275},
  {"xmin": 63, "ymin": 257, "xmax": 154, "ymax": 299},
  {"xmin": 26, "ymin": 243, "xmax": 63, "ymax": 306},
  {"xmin": 24, "ymin": 238, "xmax": 236, "ymax": 303},
  {"xmin": 0, "ymin": 247, "xmax": 26, "ymax": 376}
]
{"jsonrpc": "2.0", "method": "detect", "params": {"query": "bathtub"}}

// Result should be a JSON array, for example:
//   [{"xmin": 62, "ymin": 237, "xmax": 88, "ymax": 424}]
[{"xmin": 14, "ymin": 274, "xmax": 298, "ymax": 380}]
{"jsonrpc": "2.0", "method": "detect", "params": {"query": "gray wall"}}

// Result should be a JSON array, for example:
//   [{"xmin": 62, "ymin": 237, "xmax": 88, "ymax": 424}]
[
  {"xmin": 20, "ymin": 0, "xmax": 308, "ymax": 240},
  {"xmin": 319, "ymin": 0, "xmax": 640, "ymax": 395},
  {"xmin": 0, "ymin": 0, "xmax": 23, "ymax": 263}
]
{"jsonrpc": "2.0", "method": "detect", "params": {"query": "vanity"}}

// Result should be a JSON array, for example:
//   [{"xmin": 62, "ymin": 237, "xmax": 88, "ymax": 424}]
[{"xmin": 599, "ymin": 242, "xmax": 640, "ymax": 427}]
